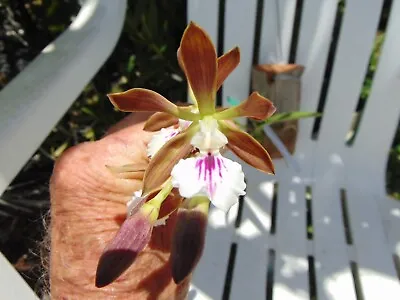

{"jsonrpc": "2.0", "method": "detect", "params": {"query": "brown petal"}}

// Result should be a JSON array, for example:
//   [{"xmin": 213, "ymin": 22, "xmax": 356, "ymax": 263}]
[
  {"xmin": 106, "ymin": 163, "xmax": 147, "ymax": 180},
  {"xmin": 95, "ymin": 212, "xmax": 153, "ymax": 288},
  {"xmin": 216, "ymin": 47, "xmax": 240, "ymax": 90},
  {"xmin": 106, "ymin": 163, "xmax": 147, "ymax": 173},
  {"xmin": 143, "ymin": 112, "xmax": 179, "ymax": 131},
  {"xmin": 179, "ymin": 22, "xmax": 217, "ymax": 115},
  {"xmin": 108, "ymin": 88, "xmax": 179, "ymax": 116},
  {"xmin": 219, "ymin": 121, "xmax": 275, "ymax": 174},
  {"xmin": 170, "ymin": 208, "xmax": 208, "ymax": 283},
  {"xmin": 214, "ymin": 92, "xmax": 276, "ymax": 120},
  {"xmin": 142, "ymin": 123, "xmax": 199, "ymax": 196},
  {"xmin": 157, "ymin": 189, "xmax": 183, "ymax": 220}
]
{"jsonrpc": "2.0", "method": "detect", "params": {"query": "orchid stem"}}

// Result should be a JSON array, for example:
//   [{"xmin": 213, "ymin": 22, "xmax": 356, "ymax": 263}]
[
  {"xmin": 148, "ymin": 178, "xmax": 174, "ymax": 208},
  {"xmin": 140, "ymin": 179, "xmax": 174, "ymax": 223},
  {"xmin": 178, "ymin": 109, "xmax": 200, "ymax": 121},
  {"xmin": 188, "ymin": 196, "xmax": 210, "ymax": 215}
]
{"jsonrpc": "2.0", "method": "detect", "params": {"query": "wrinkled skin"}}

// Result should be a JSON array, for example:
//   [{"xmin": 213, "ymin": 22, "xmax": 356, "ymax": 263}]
[{"xmin": 50, "ymin": 113, "xmax": 190, "ymax": 299}]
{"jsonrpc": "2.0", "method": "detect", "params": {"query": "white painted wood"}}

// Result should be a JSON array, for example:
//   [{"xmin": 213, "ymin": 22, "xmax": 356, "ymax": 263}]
[
  {"xmin": 350, "ymin": 0, "xmax": 400, "ymax": 181},
  {"xmin": 0, "ymin": 252, "xmax": 39, "ymax": 300},
  {"xmin": 379, "ymin": 194, "xmax": 400, "ymax": 258},
  {"xmin": 345, "ymin": 187, "xmax": 400, "ymax": 300},
  {"xmin": 273, "ymin": 180, "xmax": 309, "ymax": 300},
  {"xmin": 221, "ymin": 0, "xmax": 258, "ymax": 108},
  {"xmin": 0, "ymin": 0, "xmax": 127, "ymax": 195},
  {"xmin": 230, "ymin": 164, "xmax": 275, "ymax": 300},
  {"xmin": 187, "ymin": 0, "xmax": 219, "ymax": 45},
  {"xmin": 291, "ymin": 0, "xmax": 338, "ymax": 176},
  {"xmin": 314, "ymin": 0, "xmax": 384, "ymax": 180},
  {"xmin": 346, "ymin": 0, "xmax": 400, "ymax": 266},
  {"xmin": 189, "ymin": 1, "xmax": 400, "ymax": 299},
  {"xmin": 264, "ymin": 125, "xmax": 300, "ymax": 172},
  {"xmin": 311, "ymin": 181, "xmax": 357, "ymax": 300},
  {"xmin": 259, "ymin": 0, "xmax": 297, "ymax": 64}
]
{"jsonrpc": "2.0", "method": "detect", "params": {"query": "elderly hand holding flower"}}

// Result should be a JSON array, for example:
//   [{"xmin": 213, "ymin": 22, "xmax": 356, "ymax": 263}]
[{"xmin": 50, "ymin": 22, "xmax": 275, "ymax": 299}]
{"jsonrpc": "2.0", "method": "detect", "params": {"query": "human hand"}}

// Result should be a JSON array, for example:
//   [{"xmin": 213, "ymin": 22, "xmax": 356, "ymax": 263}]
[{"xmin": 49, "ymin": 112, "xmax": 190, "ymax": 299}]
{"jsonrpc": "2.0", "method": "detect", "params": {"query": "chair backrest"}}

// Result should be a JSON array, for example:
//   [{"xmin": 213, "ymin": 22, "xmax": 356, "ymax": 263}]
[
  {"xmin": 188, "ymin": 0, "xmax": 400, "ymax": 193},
  {"xmin": 0, "ymin": 0, "xmax": 126, "ymax": 195},
  {"xmin": 188, "ymin": 1, "xmax": 400, "ymax": 299}
]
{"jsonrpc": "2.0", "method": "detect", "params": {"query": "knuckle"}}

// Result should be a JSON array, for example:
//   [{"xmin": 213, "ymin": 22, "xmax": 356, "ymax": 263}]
[{"xmin": 50, "ymin": 142, "xmax": 93, "ymax": 189}]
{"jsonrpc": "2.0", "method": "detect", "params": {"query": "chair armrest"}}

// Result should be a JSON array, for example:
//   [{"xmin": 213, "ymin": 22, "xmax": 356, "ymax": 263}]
[
  {"xmin": 0, "ymin": 252, "xmax": 39, "ymax": 299},
  {"xmin": 0, "ymin": 0, "xmax": 127, "ymax": 195}
]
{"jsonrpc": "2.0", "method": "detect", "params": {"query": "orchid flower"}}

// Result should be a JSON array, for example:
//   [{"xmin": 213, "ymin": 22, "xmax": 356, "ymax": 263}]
[
  {"xmin": 97, "ymin": 21, "xmax": 277, "ymax": 288},
  {"xmin": 108, "ymin": 22, "xmax": 276, "ymax": 213},
  {"xmin": 147, "ymin": 119, "xmax": 191, "ymax": 157}
]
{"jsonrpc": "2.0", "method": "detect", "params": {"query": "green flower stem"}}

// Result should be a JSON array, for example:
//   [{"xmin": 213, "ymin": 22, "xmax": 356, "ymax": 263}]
[
  {"xmin": 178, "ymin": 108, "xmax": 200, "ymax": 121},
  {"xmin": 148, "ymin": 179, "xmax": 174, "ymax": 207},
  {"xmin": 188, "ymin": 196, "xmax": 210, "ymax": 215},
  {"xmin": 141, "ymin": 178, "xmax": 174, "ymax": 222}
]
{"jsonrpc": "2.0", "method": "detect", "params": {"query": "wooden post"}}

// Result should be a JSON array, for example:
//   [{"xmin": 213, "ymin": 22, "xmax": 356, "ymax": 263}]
[{"xmin": 251, "ymin": 64, "xmax": 304, "ymax": 158}]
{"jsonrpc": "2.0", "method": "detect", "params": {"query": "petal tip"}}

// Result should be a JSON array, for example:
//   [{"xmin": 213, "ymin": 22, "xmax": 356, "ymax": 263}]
[
  {"xmin": 232, "ymin": 46, "xmax": 240, "ymax": 57},
  {"xmin": 95, "ymin": 213, "xmax": 153, "ymax": 288},
  {"xmin": 170, "ymin": 209, "xmax": 207, "ymax": 284},
  {"xmin": 107, "ymin": 93, "xmax": 120, "ymax": 109}
]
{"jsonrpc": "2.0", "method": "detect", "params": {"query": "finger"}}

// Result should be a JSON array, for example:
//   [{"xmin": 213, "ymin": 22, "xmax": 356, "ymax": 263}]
[{"xmin": 103, "ymin": 112, "xmax": 154, "ymax": 143}]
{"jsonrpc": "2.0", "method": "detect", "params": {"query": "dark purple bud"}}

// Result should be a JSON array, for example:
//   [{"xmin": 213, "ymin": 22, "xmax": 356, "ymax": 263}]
[
  {"xmin": 95, "ymin": 212, "xmax": 153, "ymax": 288},
  {"xmin": 170, "ymin": 208, "xmax": 207, "ymax": 284}
]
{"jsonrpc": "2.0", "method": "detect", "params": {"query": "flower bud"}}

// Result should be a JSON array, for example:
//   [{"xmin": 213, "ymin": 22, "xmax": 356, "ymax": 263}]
[
  {"xmin": 95, "ymin": 210, "xmax": 153, "ymax": 288},
  {"xmin": 170, "ymin": 207, "xmax": 208, "ymax": 284}
]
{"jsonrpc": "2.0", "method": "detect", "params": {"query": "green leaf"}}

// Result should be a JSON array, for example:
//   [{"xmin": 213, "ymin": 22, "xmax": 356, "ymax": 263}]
[
  {"xmin": 126, "ymin": 55, "xmax": 136, "ymax": 73},
  {"xmin": 264, "ymin": 111, "xmax": 322, "ymax": 125},
  {"xmin": 81, "ymin": 107, "xmax": 97, "ymax": 118},
  {"xmin": 83, "ymin": 128, "xmax": 96, "ymax": 141},
  {"xmin": 52, "ymin": 142, "xmax": 69, "ymax": 158}
]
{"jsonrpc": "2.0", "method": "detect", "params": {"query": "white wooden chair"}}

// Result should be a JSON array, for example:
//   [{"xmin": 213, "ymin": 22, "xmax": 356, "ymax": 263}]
[
  {"xmin": 0, "ymin": 0, "xmax": 126, "ymax": 298},
  {"xmin": 188, "ymin": 0, "xmax": 400, "ymax": 299},
  {"xmin": 2, "ymin": 0, "xmax": 400, "ymax": 299}
]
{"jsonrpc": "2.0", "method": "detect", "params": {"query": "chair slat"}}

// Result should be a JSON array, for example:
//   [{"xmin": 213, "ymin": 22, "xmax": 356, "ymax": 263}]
[
  {"xmin": 0, "ymin": 0, "xmax": 127, "ymax": 195},
  {"xmin": 187, "ymin": 1, "xmax": 400, "ymax": 299},
  {"xmin": 0, "ymin": 253, "xmax": 39, "ymax": 300},
  {"xmin": 292, "ymin": 0, "xmax": 338, "ymax": 176},
  {"xmin": 312, "ymin": 181, "xmax": 357, "ymax": 300},
  {"xmin": 350, "ymin": 0, "xmax": 400, "ymax": 180},
  {"xmin": 273, "ymin": 180, "xmax": 309, "ymax": 300},
  {"xmin": 258, "ymin": 0, "xmax": 297, "ymax": 64},
  {"xmin": 221, "ymin": 0, "xmax": 258, "ymax": 108},
  {"xmin": 345, "ymin": 187, "xmax": 400, "ymax": 300},
  {"xmin": 187, "ymin": 0, "xmax": 219, "ymax": 45},
  {"xmin": 230, "ymin": 166, "xmax": 275, "ymax": 300},
  {"xmin": 378, "ymin": 195, "xmax": 400, "ymax": 258},
  {"xmin": 314, "ymin": 0, "xmax": 384, "ymax": 177},
  {"xmin": 345, "ymin": 1, "xmax": 400, "ymax": 269}
]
